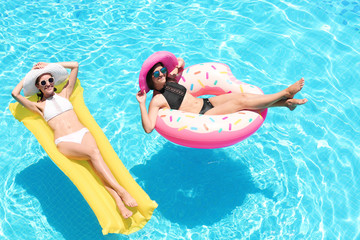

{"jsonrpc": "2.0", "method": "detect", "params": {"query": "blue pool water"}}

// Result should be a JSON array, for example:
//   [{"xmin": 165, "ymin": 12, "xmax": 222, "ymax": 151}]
[{"xmin": 1, "ymin": 0, "xmax": 360, "ymax": 239}]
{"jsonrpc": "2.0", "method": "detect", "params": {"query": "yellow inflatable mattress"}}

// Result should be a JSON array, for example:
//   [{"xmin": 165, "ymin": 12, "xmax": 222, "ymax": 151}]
[{"xmin": 9, "ymin": 79, "xmax": 157, "ymax": 235}]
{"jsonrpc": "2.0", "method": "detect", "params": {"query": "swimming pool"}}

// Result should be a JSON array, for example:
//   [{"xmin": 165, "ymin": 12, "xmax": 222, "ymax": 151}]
[{"xmin": 1, "ymin": 0, "xmax": 360, "ymax": 239}]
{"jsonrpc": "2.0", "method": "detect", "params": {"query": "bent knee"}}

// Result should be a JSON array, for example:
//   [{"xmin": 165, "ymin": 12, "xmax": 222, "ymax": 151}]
[
  {"xmin": 235, "ymin": 93, "xmax": 249, "ymax": 99},
  {"xmin": 233, "ymin": 94, "xmax": 248, "ymax": 109},
  {"xmin": 89, "ymin": 148, "xmax": 101, "ymax": 158}
]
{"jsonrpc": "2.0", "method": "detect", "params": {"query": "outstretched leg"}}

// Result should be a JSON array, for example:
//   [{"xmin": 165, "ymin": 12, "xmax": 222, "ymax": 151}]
[
  {"xmin": 57, "ymin": 132, "xmax": 138, "ymax": 218},
  {"xmin": 268, "ymin": 98, "xmax": 308, "ymax": 111},
  {"xmin": 102, "ymin": 181, "xmax": 134, "ymax": 218},
  {"xmin": 205, "ymin": 78, "xmax": 306, "ymax": 115}
]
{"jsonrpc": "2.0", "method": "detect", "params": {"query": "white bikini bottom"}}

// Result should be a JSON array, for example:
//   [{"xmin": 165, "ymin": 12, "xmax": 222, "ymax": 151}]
[{"xmin": 55, "ymin": 128, "xmax": 89, "ymax": 145}]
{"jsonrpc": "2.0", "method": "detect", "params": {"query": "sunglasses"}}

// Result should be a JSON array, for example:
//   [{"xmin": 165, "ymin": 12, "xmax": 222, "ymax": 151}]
[
  {"xmin": 153, "ymin": 67, "xmax": 167, "ymax": 78},
  {"xmin": 40, "ymin": 77, "xmax": 54, "ymax": 86}
]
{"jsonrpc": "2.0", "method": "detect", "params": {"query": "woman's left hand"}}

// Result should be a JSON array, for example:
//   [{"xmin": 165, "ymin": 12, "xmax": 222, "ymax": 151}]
[
  {"xmin": 177, "ymin": 58, "xmax": 185, "ymax": 69},
  {"xmin": 168, "ymin": 57, "xmax": 185, "ymax": 79},
  {"xmin": 168, "ymin": 67, "xmax": 179, "ymax": 79},
  {"xmin": 32, "ymin": 62, "xmax": 49, "ymax": 70}
]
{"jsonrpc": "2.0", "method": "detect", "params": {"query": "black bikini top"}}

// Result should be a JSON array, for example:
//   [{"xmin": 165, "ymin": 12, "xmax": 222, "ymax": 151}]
[{"xmin": 159, "ymin": 81, "xmax": 187, "ymax": 110}]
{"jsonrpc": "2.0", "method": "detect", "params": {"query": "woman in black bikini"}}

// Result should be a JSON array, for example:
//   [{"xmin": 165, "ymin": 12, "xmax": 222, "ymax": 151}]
[{"xmin": 136, "ymin": 56, "xmax": 307, "ymax": 134}]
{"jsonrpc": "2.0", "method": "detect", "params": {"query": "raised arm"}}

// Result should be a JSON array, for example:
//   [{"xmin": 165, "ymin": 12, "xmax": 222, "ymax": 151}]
[
  {"xmin": 168, "ymin": 57, "xmax": 185, "ymax": 80},
  {"xmin": 11, "ymin": 78, "xmax": 42, "ymax": 116},
  {"xmin": 136, "ymin": 90, "xmax": 160, "ymax": 133},
  {"xmin": 58, "ymin": 61, "xmax": 79, "ymax": 98},
  {"xmin": 177, "ymin": 57, "xmax": 185, "ymax": 70}
]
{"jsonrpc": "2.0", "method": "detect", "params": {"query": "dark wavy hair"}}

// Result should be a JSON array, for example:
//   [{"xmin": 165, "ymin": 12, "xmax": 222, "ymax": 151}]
[
  {"xmin": 146, "ymin": 62, "xmax": 164, "ymax": 90},
  {"xmin": 35, "ymin": 74, "xmax": 57, "ymax": 100}
]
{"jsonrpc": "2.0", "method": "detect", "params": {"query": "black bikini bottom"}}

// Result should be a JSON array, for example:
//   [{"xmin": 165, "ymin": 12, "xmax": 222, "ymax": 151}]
[{"xmin": 199, "ymin": 98, "xmax": 214, "ymax": 114}]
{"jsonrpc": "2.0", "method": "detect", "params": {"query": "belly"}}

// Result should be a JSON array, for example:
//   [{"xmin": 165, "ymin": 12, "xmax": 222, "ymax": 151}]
[
  {"xmin": 47, "ymin": 110, "xmax": 85, "ymax": 139},
  {"xmin": 179, "ymin": 94, "xmax": 203, "ymax": 113}
]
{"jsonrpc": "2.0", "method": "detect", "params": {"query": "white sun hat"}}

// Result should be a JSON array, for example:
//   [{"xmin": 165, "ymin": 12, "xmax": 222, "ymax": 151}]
[{"xmin": 23, "ymin": 63, "xmax": 69, "ymax": 96}]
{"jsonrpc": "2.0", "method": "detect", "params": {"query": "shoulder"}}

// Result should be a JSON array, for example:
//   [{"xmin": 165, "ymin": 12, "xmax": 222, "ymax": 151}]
[
  {"xmin": 150, "ymin": 92, "xmax": 167, "ymax": 108},
  {"xmin": 36, "ymin": 100, "xmax": 46, "ymax": 109},
  {"xmin": 167, "ymin": 79, "xmax": 177, "ymax": 84},
  {"xmin": 151, "ymin": 93, "xmax": 164, "ymax": 104},
  {"xmin": 57, "ymin": 89, "xmax": 70, "ymax": 99}
]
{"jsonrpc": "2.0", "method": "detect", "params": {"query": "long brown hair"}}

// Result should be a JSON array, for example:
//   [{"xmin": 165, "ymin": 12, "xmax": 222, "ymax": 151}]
[{"xmin": 146, "ymin": 63, "xmax": 163, "ymax": 90}]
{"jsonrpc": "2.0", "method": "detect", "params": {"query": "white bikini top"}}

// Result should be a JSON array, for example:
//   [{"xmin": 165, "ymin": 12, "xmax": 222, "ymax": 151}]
[{"xmin": 43, "ymin": 94, "xmax": 73, "ymax": 122}]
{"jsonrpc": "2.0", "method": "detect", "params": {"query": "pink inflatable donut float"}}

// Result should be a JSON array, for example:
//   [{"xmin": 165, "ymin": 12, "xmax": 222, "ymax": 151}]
[{"xmin": 139, "ymin": 51, "xmax": 267, "ymax": 148}]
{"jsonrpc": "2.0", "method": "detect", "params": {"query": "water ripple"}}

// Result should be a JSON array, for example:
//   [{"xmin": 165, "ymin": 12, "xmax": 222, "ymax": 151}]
[{"xmin": 1, "ymin": 0, "xmax": 360, "ymax": 239}]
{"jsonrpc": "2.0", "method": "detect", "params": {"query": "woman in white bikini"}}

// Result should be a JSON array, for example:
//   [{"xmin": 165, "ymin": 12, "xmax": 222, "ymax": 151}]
[{"xmin": 12, "ymin": 61, "xmax": 137, "ymax": 218}]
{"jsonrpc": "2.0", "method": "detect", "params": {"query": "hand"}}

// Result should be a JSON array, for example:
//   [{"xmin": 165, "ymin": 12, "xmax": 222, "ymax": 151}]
[
  {"xmin": 177, "ymin": 58, "xmax": 185, "ymax": 69},
  {"xmin": 32, "ymin": 62, "xmax": 49, "ymax": 70},
  {"xmin": 169, "ymin": 58, "xmax": 185, "ymax": 79},
  {"xmin": 168, "ymin": 67, "xmax": 179, "ymax": 79},
  {"xmin": 136, "ymin": 90, "xmax": 147, "ymax": 104}
]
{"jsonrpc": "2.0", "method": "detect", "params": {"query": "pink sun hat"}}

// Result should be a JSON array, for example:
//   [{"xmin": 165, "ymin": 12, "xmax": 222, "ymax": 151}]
[{"xmin": 138, "ymin": 51, "xmax": 179, "ymax": 93}]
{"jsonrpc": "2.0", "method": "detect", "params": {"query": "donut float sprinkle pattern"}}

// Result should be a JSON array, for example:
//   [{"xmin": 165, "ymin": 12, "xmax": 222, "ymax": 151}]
[{"xmin": 154, "ymin": 61, "xmax": 267, "ymax": 148}]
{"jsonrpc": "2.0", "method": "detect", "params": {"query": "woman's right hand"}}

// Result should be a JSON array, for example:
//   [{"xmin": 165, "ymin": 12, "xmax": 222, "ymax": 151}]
[{"xmin": 136, "ymin": 90, "xmax": 147, "ymax": 104}]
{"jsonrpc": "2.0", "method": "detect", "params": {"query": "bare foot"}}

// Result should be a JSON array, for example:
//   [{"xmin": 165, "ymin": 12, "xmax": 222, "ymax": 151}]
[
  {"xmin": 285, "ymin": 78, "xmax": 305, "ymax": 99},
  {"xmin": 116, "ymin": 200, "xmax": 133, "ymax": 219},
  {"xmin": 285, "ymin": 98, "xmax": 308, "ymax": 111},
  {"xmin": 103, "ymin": 186, "xmax": 137, "ymax": 218},
  {"xmin": 119, "ymin": 191, "xmax": 138, "ymax": 208}
]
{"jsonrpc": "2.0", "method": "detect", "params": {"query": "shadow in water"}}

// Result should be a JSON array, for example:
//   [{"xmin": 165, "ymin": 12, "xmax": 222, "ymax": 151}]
[
  {"xmin": 131, "ymin": 143, "xmax": 274, "ymax": 228},
  {"xmin": 16, "ymin": 157, "xmax": 121, "ymax": 240}
]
